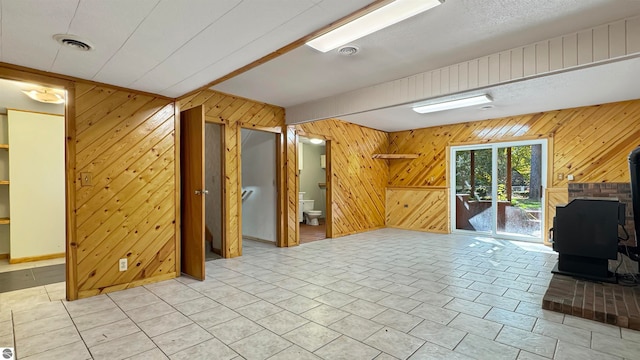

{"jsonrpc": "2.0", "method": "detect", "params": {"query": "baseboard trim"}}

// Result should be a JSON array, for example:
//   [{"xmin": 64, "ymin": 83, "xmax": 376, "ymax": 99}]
[
  {"xmin": 77, "ymin": 272, "xmax": 178, "ymax": 299},
  {"xmin": 9, "ymin": 252, "xmax": 65, "ymax": 264},
  {"xmin": 0, "ymin": 253, "xmax": 8, "ymax": 260},
  {"xmin": 243, "ymin": 235, "xmax": 276, "ymax": 244},
  {"xmin": 333, "ymin": 225, "xmax": 386, "ymax": 238},
  {"xmin": 385, "ymin": 225, "xmax": 450, "ymax": 234}
]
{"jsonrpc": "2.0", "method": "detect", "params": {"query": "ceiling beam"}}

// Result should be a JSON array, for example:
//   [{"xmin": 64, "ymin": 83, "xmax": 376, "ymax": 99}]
[{"xmin": 286, "ymin": 16, "xmax": 640, "ymax": 124}]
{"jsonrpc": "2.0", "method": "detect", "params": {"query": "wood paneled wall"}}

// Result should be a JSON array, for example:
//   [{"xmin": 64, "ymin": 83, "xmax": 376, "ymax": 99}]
[
  {"xmin": 178, "ymin": 90, "xmax": 285, "ymax": 256},
  {"xmin": 386, "ymin": 188, "xmax": 449, "ymax": 233},
  {"xmin": 294, "ymin": 119, "xmax": 388, "ymax": 237},
  {"xmin": 388, "ymin": 99, "xmax": 640, "ymax": 239},
  {"xmin": 545, "ymin": 187, "xmax": 568, "ymax": 245},
  {"xmin": 73, "ymin": 82, "xmax": 177, "ymax": 298},
  {"xmin": 285, "ymin": 126, "xmax": 298, "ymax": 247}
]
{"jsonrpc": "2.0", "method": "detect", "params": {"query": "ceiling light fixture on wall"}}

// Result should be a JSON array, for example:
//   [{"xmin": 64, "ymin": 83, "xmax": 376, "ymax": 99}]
[
  {"xmin": 306, "ymin": 0, "xmax": 444, "ymax": 53},
  {"xmin": 412, "ymin": 94, "xmax": 493, "ymax": 114},
  {"xmin": 310, "ymin": 138, "xmax": 324, "ymax": 144},
  {"xmin": 22, "ymin": 88, "xmax": 65, "ymax": 104}
]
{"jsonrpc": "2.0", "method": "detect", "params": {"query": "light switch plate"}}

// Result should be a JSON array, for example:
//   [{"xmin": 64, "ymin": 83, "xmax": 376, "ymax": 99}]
[{"xmin": 80, "ymin": 172, "xmax": 92, "ymax": 186}]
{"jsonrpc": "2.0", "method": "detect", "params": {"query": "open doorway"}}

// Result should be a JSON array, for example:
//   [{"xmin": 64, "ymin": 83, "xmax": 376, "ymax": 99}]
[
  {"xmin": 0, "ymin": 78, "xmax": 66, "ymax": 302},
  {"xmin": 240, "ymin": 128, "xmax": 278, "ymax": 252},
  {"xmin": 298, "ymin": 135, "xmax": 330, "ymax": 244},
  {"xmin": 204, "ymin": 122, "xmax": 223, "ymax": 261}
]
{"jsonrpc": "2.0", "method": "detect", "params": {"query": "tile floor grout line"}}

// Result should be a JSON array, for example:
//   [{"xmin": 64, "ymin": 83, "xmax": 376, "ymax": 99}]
[
  {"xmin": 106, "ymin": 292, "xmax": 172, "ymax": 359},
  {"xmin": 5, "ymin": 234, "xmax": 637, "ymax": 359},
  {"xmin": 62, "ymin": 299, "xmax": 94, "ymax": 360}
]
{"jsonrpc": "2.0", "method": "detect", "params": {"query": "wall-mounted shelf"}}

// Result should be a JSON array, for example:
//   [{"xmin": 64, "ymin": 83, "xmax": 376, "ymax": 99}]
[
  {"xmin": 0, "ymin": 144, "xmax": 8, "ymax": 149},
  {"xmin": 0, "ymin": 180, "xmax": 8, "ymax": 185},
  {"xmin": 372, "ymin": 154, "xmax": 419, "ymax": 159},
  {"xmin": 0, "ymin": 218, "xmax": 9, "ymax": 225}
]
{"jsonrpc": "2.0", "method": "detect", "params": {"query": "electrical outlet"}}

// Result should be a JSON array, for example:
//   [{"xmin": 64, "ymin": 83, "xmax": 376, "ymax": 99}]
[
  {"xmin": 567, "ymin": 174, "xmax": 574, "ymax": 181},
  {"xmin": 119, "ymin": 258, "xmax": 127, "ymax": 271},
  {"xmin": 557, "ymin": 173, "xmax": 564, "ymax": 180}
]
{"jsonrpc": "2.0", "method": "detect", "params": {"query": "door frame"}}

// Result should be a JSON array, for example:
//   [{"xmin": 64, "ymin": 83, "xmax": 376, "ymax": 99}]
[
  {"xmin": 239, "ymin": 124, "xmax": 285, "ymax": 247},
  {"xmin": 449, "ymin": 139, "xmax": 548, "ymax": 242},
  {"xmin": 296, "ymin": 131, "xmax": 332, "ymax": 240},
  {"xmin": 203, "ymin": 119, "xmax": 226, "ymax": 257}
]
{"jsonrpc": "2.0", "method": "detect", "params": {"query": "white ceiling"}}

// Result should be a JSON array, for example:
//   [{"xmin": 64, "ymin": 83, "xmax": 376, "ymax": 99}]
[
  {"xmin": 1, "ymin": 1, "xmax": 639, "ymax": 132},
  {"xmin": 214, "ymin": 0, "xmax": 640, "ymax": 131},
  {"xmin": 0, "ymin": 0, "xmax": 372, "ymax": 97}
]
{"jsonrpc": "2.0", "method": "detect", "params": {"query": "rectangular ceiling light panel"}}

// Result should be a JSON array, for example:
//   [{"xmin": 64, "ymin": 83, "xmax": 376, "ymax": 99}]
[
  {"xmin": 306, "ymin": 0, "xmax": 443, "ymax": 52},
  {"xmin": 412, "ymin": 94, "xmax": 493, "ymax": 114}
]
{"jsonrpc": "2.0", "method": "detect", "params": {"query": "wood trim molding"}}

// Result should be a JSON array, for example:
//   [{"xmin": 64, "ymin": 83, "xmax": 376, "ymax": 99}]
[
  {"xmin": 448, "ymin": 135, "xmax": 552, "ymax": 147},
  {"xmin": 177, "ymin": 0, "xmax": 391, "ymax": 100},
  {"xmin": 240, "ymin": 123, "xmax": 282, "ymax": 133},
  {"xmin": 205, "ymin": 115, "xmax": 226, "ymax": 125},
  {"xmin": 65, "ymin": 82, "xmax": 78, "ymax": 301},
  {"xmin": 296, "ymin": 130, "xmax": 333, "ymax": 141},
  {"xmin": 0, "ymin": 253, "xmax": 8, "ymax": 259},
  {"xmin": 386, "ymin": 225, "xmax": 450, "ymax": 234},
  {"xmin": 174, "ymin": 102, "xmax": 182, "ymax": 276},
  {"xmin": 6, "ymin": 108, "xmax": 63, "ymax": 117},
  {"xmin": 77, "ymin": 272, "xmax": 177, "ymax": 299},
  {"xmin": 334, "ymin": 225, "xmax": 386, "ymax": 238},
  {"xmin": 10, "ymin": 252, "xmax": 65, "ymax": 264},
  {"xmin": 0, "ymin": 62, "xmax": 173, "ymax": 101},
  {"xmin": 325, "ymin": 139, "xmax": 333, "ymax": 239},
  {"xmin": 221, "ymin": 124, "xmax": 229, "ymax": 258},
  {"xmin": 276, "ymin": 131, "xmax": 285, "ymax": 248}
]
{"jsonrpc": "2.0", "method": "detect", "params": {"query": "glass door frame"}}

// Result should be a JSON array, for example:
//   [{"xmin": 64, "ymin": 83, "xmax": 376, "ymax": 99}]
[{"xmin": 449, "ymin": 139, "xmax": 548, "ymax": 243}]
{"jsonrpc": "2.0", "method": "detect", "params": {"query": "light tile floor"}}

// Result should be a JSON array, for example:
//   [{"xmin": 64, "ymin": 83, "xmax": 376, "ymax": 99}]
[{"xmin": 1, "ymin": 229, "xmax": 639, "ymax": 359}]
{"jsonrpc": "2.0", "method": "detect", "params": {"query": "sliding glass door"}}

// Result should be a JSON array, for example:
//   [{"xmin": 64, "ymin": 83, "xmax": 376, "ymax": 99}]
[{"xmin": 451, "ymin": 140, "xmax": 546, "ymax": 242}]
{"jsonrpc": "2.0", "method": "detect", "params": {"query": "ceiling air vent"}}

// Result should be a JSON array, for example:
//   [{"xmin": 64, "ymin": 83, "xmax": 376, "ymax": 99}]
[
  {"xmin": 337, "ymin": 45, "xmax": 359, "ymax": 56},
  {"xmin": 53, "ymin": 34, "xmax": 94, "ymax": 51}
]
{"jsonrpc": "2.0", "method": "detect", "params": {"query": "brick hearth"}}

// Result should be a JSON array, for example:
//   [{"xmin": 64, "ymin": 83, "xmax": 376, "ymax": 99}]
[{"xmin": 543, "ymin": 274, "xmax": 640, "ymax": 330}]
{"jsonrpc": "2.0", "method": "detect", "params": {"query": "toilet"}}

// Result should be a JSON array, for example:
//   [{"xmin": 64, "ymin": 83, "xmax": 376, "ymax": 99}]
[{"xmin": 301, "ymin": 198, "xmax": 322, "ymax": 226}]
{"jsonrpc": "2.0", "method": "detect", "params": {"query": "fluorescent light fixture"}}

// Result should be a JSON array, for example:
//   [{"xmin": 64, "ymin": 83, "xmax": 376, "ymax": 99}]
[
  {"xmin": 306, "ymin": 0, "xmax": 443, "ymax": 53},
  {"xmin": 309, "ymin": 138, "xmax": 324, "ymax": 144},
  {"xmin": 412, "ymin": 94, "xmax": 493, "ymax": 114},
  {"xmin": 22, "ymin": 88, "xmax": 65, "ymax": 104}
]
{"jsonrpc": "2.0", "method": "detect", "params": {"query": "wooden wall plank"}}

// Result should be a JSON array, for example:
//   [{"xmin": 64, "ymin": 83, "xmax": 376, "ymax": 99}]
[
  {"xmin": 285, "ymin": 126, "xmax": 298, "ymax": 246},
  {"xmin": 386, "ymin": 188, "xmax": 449, "ymax": 233},
  {"xmin": 388, "ymin": 99, "xmax": 640, "ymax": 241},
  {"xmin": 545, "ymin": 187, "xmax": 568, "ymax": 245},
  {"xmin": 74, "ymin": 83, "xmax": 176, "ymax": 297}
]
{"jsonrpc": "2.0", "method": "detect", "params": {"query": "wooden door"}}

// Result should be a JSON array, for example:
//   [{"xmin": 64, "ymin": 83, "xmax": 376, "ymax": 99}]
[{"xmin": 180, "ymin": 106, "xmax": 205, "ymax": 280}]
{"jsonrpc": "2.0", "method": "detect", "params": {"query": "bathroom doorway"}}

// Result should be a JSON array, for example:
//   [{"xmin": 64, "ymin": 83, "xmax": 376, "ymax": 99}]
[
  {"xmin": 240, "ymin": 128, "xmax": 278, "ymax": 250},
  {"xmin": 298, "ymin": 134, "xmax": 331, "ymax": 244}
]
